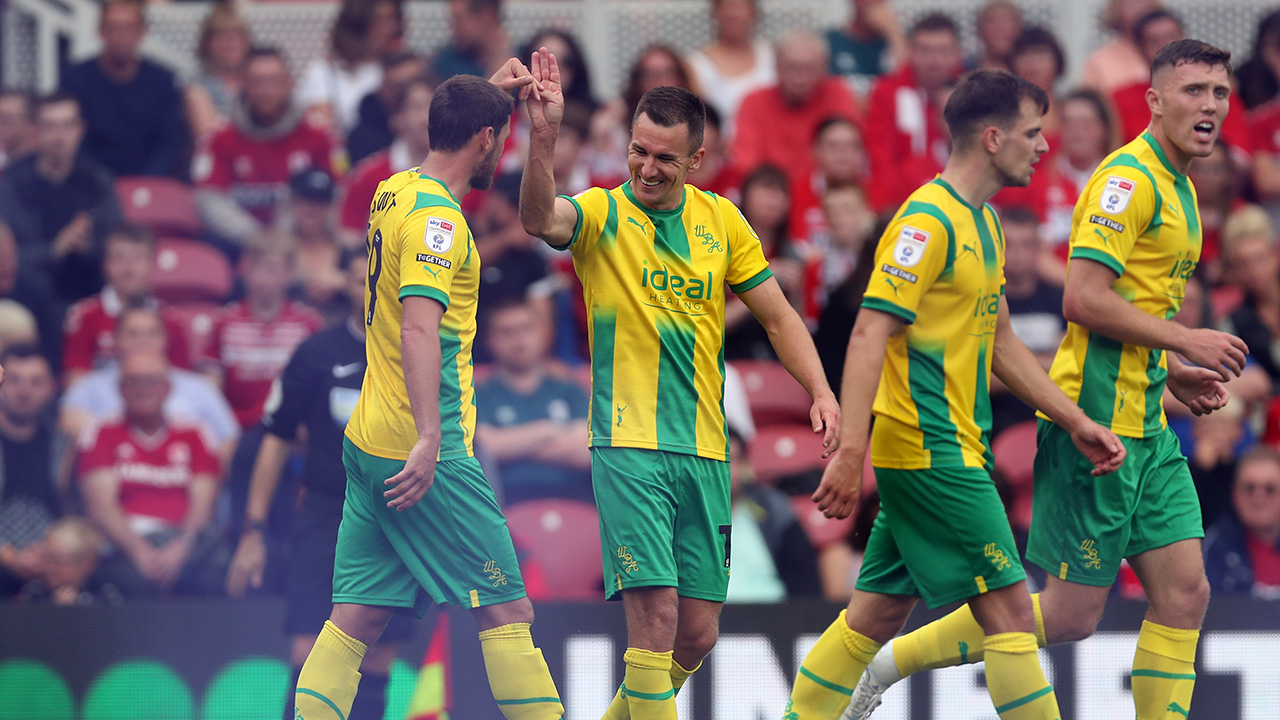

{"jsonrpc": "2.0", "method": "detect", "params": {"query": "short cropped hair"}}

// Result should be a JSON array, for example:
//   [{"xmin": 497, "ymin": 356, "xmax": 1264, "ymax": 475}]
[
  {"xmin": 106, "ymin": 223, "xmax": 156, "ymax": 251},
  {"xmin": 1012, "ymin": 26, "xmax": 1066, "ymax": 81},
  {"xmin": 0, "ymin": 343, "xmax": 45, "ymax": 368},
  {"xmin": 944, "ymin": 69, "xmax": 1049, "ymax": 150},
  {"xmin": 427, "ymin": 75, "xmax": 515, "ymax": 153},
  {"xmin": 910, "ymin": 12, "xmax": 960, "ymax": 40},
  {"xmin": 633, "ymin": 86, "xmax": 706, "ymax": 155},
  {"xmin": 245, "ymin": 46, "xmax": 289, "ymax": 69},
  {"xmin": 1151, "ymin": 38, "xmax": 1232, "ymax": 79}
]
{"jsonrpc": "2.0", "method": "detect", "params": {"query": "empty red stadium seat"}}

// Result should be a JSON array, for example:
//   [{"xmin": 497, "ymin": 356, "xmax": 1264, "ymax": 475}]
[
  {"xmin": 749, "ymin": 424, "xmax": 829, "ymax": 485},
  {"xmin": 152, "ymin": 238, "xmax": 233, "ymax": 304},
  {"xmin": 504, "ymin": 499, "xmax": 603, "ymax": 600},
  {"xmin": 992, "ymin": 420, "xmax": 1038, "ymax": 487},
  {"xmin": 164, "ymin": 302, "xmax": 221, "ymax": 362},
  {"xmin": 117, "ymin": 177, "xmax": 202, "ymax": 237},
  {"xmin": 790, "ymin": 495, "xmax": 855, "ymax": 550},
  {"xmin": 730, "ymin": 360, "xmax": 813, "ymax": 425}
]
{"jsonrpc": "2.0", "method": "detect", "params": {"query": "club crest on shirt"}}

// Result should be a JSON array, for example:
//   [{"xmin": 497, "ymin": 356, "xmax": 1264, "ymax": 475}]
[
  {"xmin": 1100, "ymin": 176, "xmax": 1135, "ymax": 214},
  {"xmin": 425, "ymin": 217, "xmax": 455, "ymax": 253},
  {"xmin": 893, "ymin": 226, "xmax": 930, "ymax": 267}
]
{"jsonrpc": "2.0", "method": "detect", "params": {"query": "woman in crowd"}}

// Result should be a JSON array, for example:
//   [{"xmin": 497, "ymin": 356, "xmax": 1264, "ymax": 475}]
[
  {"xmin": 297, "ymin": 0, "xmax": 404, "ymax": 135},
  {"xmin": 185, "ymin": 4, "xmax": 252, "ymax": 142},
  {"xmin": 685, "ymin": 0, "xmax": 776, "ymax": 141}
]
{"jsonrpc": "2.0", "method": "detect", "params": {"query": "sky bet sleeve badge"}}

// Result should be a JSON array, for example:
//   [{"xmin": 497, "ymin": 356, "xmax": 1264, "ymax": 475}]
[
  {"xmin": 425, "ymin": 216, "xmax": 455, "ymax": 253},
  {"xmin": 893, "ymin": 226, "xmax": 930, "ymax": 267},
  {"xmin": 1100, "ymin": 176, "xmax": 1135, "ymax": 214}
]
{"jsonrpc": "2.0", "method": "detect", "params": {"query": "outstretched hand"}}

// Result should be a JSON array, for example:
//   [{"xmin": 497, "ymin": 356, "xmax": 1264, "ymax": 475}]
[
  {"xmin": 525, "ymin": 47, "xmax": 564, "ymax": 134},
  {"xmin": 488, "ymin": 56, "xmax": 538, "ymax": 99}
]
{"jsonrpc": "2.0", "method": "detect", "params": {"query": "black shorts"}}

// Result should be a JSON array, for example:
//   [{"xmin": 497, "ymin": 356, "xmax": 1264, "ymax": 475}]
[{"xmin": 284, "ymin": 492, "xmax": 417, "ymax": 642}]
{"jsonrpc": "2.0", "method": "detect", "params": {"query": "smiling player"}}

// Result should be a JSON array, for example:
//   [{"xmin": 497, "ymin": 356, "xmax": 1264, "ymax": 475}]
[
  {"xmin": 846, "ymin": 39, "xmax": 1249, "ymax": 720},
  {"xmin": 783, "ymin": 68, "xmax": 1128, "ymax": 720},
  {"xmin": 520, "ymin": 48, "xmax": 839, "ymax": 720}
]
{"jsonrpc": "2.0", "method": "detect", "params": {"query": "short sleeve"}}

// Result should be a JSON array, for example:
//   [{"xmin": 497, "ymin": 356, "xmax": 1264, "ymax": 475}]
[
  {"xmin": 721, "ymin": 197, "xmax": 773, "ymax": 293},
  {"xmin": 260, "ymin": 349, "xmax": 309, "ymax": 441},
  {"xmin": 1069, "ymin": 165, "xmax": 1156, "ymax": 277},
  {"xmin": 563, "ymin": 187, "xmax": 610, "ymax": 256},
  {"xmin": 860, "ymin": 212, "xmax": 951, "ymax": 324},
  {"xmin": 397, "ymin": 205, "xmax": 472, "ymax": 310}
]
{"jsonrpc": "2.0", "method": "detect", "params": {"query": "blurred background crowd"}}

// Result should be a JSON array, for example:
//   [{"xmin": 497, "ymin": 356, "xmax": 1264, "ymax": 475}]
[{"xmin": 1, "ymin": 0, "xmax": 1279, "ymax": 610}]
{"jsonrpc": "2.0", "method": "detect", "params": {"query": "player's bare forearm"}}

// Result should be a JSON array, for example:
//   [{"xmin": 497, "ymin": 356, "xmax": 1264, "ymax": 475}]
[
  {"xmin": 836, "ymin": 309, "xmax": 898, "ymax": 459},
  {"xmin": 518, "ymin": 135, "xmax": 576, "ymax": 247},
  {"xmin": 183, "ymin": 475, "xmax": 219, "ymax": 535},
  {"xmin": 243, "ymin": 432, "xmax": 290, "ymax": 527},
  {"xmin": 530, "ymin": 420, "xmax": 592, "ymax": 468},
  {"xmin": 992, "ymin": 298, "xmax": 1089, "ymax": 432}
]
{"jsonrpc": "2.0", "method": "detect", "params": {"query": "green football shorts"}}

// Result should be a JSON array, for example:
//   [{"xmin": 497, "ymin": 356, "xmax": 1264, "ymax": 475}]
[
  {"xmin": 1027, "ymin": 419, "xmax": 1203, "ymax": 586},
  {"xmin": 591, "ymin": 447, "xmax": 731, "ymax": 602},
  {"xmin": 856, "ymin": 465, "xmax": 1027, "ymax": 608},
  {"xmin": 332, "ymin": 438, "xmax": 526, "ymax": 614}
]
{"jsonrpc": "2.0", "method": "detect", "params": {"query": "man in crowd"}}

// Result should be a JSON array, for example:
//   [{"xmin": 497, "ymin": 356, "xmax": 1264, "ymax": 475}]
[
  {"xmin": 1203, "ymin": 446, "xmax": 1280, "ymax": 597},
  {"xmin": 79, "ymin": 352, "xmax": 225, "ymax": 597},
  {"xmin": 475, "ymin": 297, "xmax": 590, "ymax": 505},
  {"xmin": 0, "ymin": 223, "xmax": 62, "ymax": 366},
  {"xmin": 62, "ymin": 224, "xmax": 191, "ymax": 386},
  {"xmin": 60, "ymin": 0, "xmax": 185, "ymax": 178},
  {"xmin": 346, "ymin": 51, "xmax": 426, "ymax": 167},
  {"xmin": 0, "ymin": 345, "xmax": 64, "ymax": 597},
  {"xmin": 195, "ymin": 47, "xmax": 338, "ymax": 248},
  {"xmin": 0, "ymin": 93, "xmax": 122, "ymax": 302},
  {"xmin": 61, "ymin": 306, "xmax": 238, "ymax": 458},
  {"xmin": 0, "ymin": 90, "xmax": 34, "ymax": 172},
  {"xmin": 430, "ymin": 0, "xmax": 512, "ymax": 81}
]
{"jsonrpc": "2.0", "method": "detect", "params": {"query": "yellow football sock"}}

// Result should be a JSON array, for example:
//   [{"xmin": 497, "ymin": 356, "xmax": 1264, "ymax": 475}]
[
  {"xmin": 602, "ymin": 657, "xmax": 700, "ymax": 720},
  {"xmin": 894, "ymin": 593, "xmax": 1047, "ymax": 676},
  {"xmin": 984, "ymin": 632, "xmax": 1059, "ymax": 719},
  {"xmin": 621, "ymin": 648, "xmax": 676, "ymax": 720},
  {"xmin": 1131, "ymin": 620, "xmax": 1199, "ymax": 720},
  {"xmin": 294, "ymin": 620, "xmax": 367, "ymax": 720},
  {"xmin": 785, "ymin": 610, "xmax": 880, "ymax": 720},
  {"xmin": 479, "ymin": 623, "xmax": 565, "ymax": 720}
]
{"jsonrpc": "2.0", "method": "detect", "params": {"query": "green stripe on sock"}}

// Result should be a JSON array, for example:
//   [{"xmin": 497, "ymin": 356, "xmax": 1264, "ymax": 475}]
[
  {"xmin": 1131, "ymin": 669, "xmax": 1197, "ymax": 680},
  {"xmin": 296, "ymin": 688, "xmax": 347, "ymax": 720},
  {"xmin": 797, "ymin": 666, "xmax": 854, "ymax": 696},
  {"xmin": 620, "ymin": 684, "xmax": 676, "ymax": 701},
  {"xmin": 993, "ymin": 685, "xmax": 1054, "ymax": 715},
  {"xmin": 495, "ymin": 696, "xmax": 563, "ymax": 706}
]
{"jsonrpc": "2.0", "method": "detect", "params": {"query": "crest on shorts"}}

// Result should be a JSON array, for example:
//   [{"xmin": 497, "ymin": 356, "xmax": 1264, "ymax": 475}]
[
  {"xmin": 1100, "ymin": 176, "xmax": 1135, "ymax": 214},
  {"xmin": 893, "ymin": 226, "xmax": 930, "ymax": 267},
  {"xmin": 425, "ymin": 217, "xmax": 455, "ymax": 253}
]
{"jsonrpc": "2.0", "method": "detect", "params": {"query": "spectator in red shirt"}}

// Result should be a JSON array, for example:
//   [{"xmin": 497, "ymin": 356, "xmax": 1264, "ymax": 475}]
[
  {"xmin": 205, "ymin": 235, "xmax": 323, "ymax": 428},
  {"xmin": 789, "ymin": 116, "xmax": 867, "ymax": 247},
  {"xmin": 79, "ymin": 351, "xmax": 225, "ymax": 597},
  {"xmin": 686, "ymin": 104, "xmax": 743, "ymax": 204},
  {"xmin": 732, "ymin": 30, "xmax": 860, "ymax": 186},
  {"xmin": 863, "ymin": 12, "xmax": 962, "ymax": 213},
  {"xmin": 62, "ymin": 224, "xmax": 190, "ymax": 387},
  {"xmin": 194, "ymin": 47, "xmax": 337, "ymax": 249},
  {"xmin": 1110, "ymin": 9, "xmax": 1187, "ymax": 143},
  {"xmin": 972, "ymin": 1, "xmax": 1022, "ymax": 72},
  {"xmin": 339, "ymin": 73, "xmax": 433, "ymax": 245}
]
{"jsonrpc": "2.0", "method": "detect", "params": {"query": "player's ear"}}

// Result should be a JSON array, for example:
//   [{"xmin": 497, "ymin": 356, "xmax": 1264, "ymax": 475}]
[
  {"xmin": 1145, "ymin": 85, "xmax": 1161, "ymax": 119},
  {"xmin": 688, "ymin": 146, "xmax": 706, "ymax": 173},
  {"xmin": 478, "ymin": 125, "xmax": 496, "ymax": 152},
  {"xmin": 981, "ymin": 124, "xmax": 1002, "ymax": 155}
]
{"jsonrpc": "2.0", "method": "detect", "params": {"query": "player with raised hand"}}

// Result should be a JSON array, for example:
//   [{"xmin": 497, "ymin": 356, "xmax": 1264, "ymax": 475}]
[
  {"xmin": 292, "ymin": 60, "xmax": 567, "ymax": 720},
  {"xmin": 845, "ymin": 39, "xmax": 1245, "ymax": 720},
  {"xmin": 521, "ymin": 47, "xmax": 840, "ymax": 720},
  {"xmin": 783, "ymin": 68, "xmax": 1127, "ymax": 720}
]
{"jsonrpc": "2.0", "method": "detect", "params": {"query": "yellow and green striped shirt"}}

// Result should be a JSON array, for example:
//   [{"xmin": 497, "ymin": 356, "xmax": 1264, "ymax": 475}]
[
  {"xmin": 345, "ymin": 171, "xmax": 479, "ymax": 461},
  {"xmin": 1043, "ymin": 132, "xmax": 1200, "ymax": 439},
  {"xmin": 562, "ymin": 183, "xmax": 772, "ymax": 461},
  {"xmin": 861, "ymin": 178, "xmax": 1007, "ymax": 471}
]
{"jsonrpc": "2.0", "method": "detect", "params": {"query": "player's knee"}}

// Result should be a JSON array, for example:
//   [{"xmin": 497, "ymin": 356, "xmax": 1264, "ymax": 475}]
[
  {"xmin": 674, "ymin": 622, "xmax": 719, "ymax": 662},
  {"xmin": 1052, "ymin": 611, "xmax": 1101, "ymax": 644}
]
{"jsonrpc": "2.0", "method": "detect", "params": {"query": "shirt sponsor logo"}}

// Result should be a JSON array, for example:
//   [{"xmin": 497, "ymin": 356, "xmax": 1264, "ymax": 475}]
[
  {"xmin": 417, "ymin": 253, "xmax": 452, "ymax": 269},
  {"xmin": 425, "ymin": 217, "xmax": 455, "ymax": 253},
  {"xmin": 1088, "ymin": 214, "xmax": 1126, "ymax": 233},
  {"xmin": 893, "ymin": 226, "xmax": 929, "ymax": 267},
  {"xmin": 1100, "ymin": 176, "xmax": 1134, "ymax": 214},
  {"xmin": 881, "ymin": 264, "xmax": 918, "ymax": 283}
]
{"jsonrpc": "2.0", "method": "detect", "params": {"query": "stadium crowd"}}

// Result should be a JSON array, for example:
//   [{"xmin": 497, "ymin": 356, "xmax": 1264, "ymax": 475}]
[{"xmin": 2, "ymin": 0, "xmax": 1280, "ymax": 609}]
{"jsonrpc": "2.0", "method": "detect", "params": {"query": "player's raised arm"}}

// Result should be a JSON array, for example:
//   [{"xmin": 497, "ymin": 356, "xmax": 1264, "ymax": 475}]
[
  {"xmin": 991, "ymin": 295, "xmax": 1127, "ymax": 477},
  {"xmin": 519, "ymin": 48, "xmax": 579, "ymax": 248}
]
